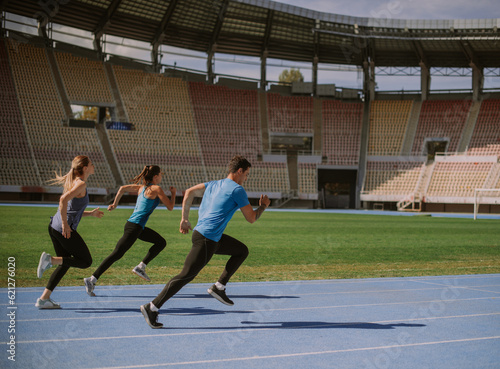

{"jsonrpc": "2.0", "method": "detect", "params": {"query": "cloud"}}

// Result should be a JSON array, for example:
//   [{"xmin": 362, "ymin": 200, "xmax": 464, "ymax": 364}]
[{"xmin": 278, "ymin": 0, "xmax": 500, "ymax": 19}]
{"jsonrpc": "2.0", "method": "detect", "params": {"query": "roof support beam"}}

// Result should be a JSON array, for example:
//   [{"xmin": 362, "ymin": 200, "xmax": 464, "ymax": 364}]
[
  {"xmin": 312, "ymin": 27, "xmax": 319, "ymax": 97},
  {"xmin": 93, "ymin": 0, "xmax": 122, "ymax": 53},
  {"xmin": 362, "ymin": 43, "xmax": 375, "ymax": 100},
  {"xmin": 460, "ymin": 40, "xmax": 483, "ymax": 70},
  {"xmin": 1, "ymin": 2, "xmax": 8, "ymax": 35},
  {"xmin": 260, "ymin": 49, "xmax": 268, "ymax": 91},
  {"xmin": 260, "ymin": 10, "xmax": 274, "ymax": 91},
  {"xmin": 207, "ymin": 0, "xmax": 229, "ymax": 84},
  {"xmin": 152, "ymin": 0, "xmax": 178, "ymax": 49},
  {"xmin": 411, "ymin": 41, "xmax": 431, "ymax": 100},
  {"xmin": 460, "ymin": 41, "xmax": 484, "ymax": 101},
  {"xmin": 151, "ymin": 0, "xmax": 179, "ymax": 72},
  {"xmin": 420, "ymin": 63, "xmax": 431, "ymax": 101}
]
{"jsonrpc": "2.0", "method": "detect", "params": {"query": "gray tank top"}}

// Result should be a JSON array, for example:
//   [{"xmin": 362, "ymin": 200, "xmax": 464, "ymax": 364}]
[{"xmin": 50, "ymin": 189, "xmax": 89, "ymax": 233}]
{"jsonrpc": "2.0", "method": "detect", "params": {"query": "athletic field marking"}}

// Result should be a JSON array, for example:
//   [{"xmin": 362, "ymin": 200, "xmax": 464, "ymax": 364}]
[
  {"xmin": 3, "ymin": 284, "xmax": 500, "ymax": 306},
  {"xmin": 408, "ymin": 279, "xmax": 500, "ymax": 294},
  {"xmin": 83, "ymin": 336, "xmax": 500, "ymax": 368},
  {"xmin": 5, "ymin": 312, "xmax": 500, "ymax": 343},
  {"xmin": 1, "ymin": 296, "xmax": 496, "ymax": 323},
  {"xmin": 6, "ymin": 309, "xmax": 500, "ymax": 324},
  {"xmin": 1, "ymin": 295, "xmax": 496, "ymax": 315},
  {"xmin": 10, "ymin": 274, "xmax": 499, "ymax": 293}
]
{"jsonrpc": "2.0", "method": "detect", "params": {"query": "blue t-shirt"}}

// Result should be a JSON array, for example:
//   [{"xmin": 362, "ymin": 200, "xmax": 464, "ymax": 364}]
[
  {"xmin": 128, "ymin": 185, "xmax": 160, "ymax": 229},
  {"xmin": 194, "ymin": 178, "xmax": 250, "ymax": 242}
]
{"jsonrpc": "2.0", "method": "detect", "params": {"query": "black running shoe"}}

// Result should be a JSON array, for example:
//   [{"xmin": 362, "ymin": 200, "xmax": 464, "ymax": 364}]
[
  {"xmin": 140, "ymin": 304, "xmax": 163, "ymax": 329},
  {"xmin": 207, "ymin": 284, "xmax": 234, "ymax": 306}
]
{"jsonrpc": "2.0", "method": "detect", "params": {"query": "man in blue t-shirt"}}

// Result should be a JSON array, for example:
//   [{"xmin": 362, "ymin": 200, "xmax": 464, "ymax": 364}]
[{"xmin": 141, "ymin": 156, "xmax": 270, "ymax": 328}]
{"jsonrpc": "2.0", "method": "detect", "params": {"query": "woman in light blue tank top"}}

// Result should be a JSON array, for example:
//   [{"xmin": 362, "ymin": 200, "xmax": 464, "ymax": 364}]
[
  {"xmin": 35, "ymin": 156, "xmax": 104, "ymax": 309},
  {"xmin": 84, "ymin": 165, "xmax": 176, "ymax": 296}
]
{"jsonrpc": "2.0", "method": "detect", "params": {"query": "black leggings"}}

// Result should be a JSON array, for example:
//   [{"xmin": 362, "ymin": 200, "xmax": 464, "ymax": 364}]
[
  {"xmin": 92, "ymin": 221, "xmax": 166, "ymax": 280},
  {"xmin": 152, "ymin": 230, "xmax": 249, "ymax": 308},
  {"xmin": 46, "ymin": 225, "xmax": 93, "ymax": 291}
]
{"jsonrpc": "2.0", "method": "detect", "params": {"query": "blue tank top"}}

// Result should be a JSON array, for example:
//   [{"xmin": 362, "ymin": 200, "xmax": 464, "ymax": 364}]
[
  {"xmin": 50, "ymin": 189, "xmax": 89, "ymax": 233},
  {"xmin": 127, "ymin": 185, "xmax": 160, "ymax": 229}
]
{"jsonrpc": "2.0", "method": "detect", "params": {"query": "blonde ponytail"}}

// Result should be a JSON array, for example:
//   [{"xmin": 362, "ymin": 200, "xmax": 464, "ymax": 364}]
[{"xmin": 47, "ymin": 155, "xmax": 90, "ymax": 193}]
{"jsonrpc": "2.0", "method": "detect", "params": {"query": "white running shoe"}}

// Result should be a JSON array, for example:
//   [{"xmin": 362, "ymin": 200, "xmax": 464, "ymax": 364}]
[
  {"xmin": 84, "ymin": 277, "xmax": 96, "ymax": 297},
  {"xmin": 35, "ymin": 298, "xmax": 61, "ymax": 309},
  {"xmin": 37, "ymin": 252, "xmax": 52, "ymax": 278},
  {"xmin": 132, "ymin": 265, "xmax": 151, "ymax": 282}
]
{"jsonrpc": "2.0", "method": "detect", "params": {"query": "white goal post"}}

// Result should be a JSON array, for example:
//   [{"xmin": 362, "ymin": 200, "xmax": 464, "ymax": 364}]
[{"xmin": 474, "ymin": 189, "xmax": 500, "ymax": 220}]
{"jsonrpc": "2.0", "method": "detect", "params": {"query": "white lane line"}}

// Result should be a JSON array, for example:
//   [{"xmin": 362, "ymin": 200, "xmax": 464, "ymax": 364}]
[
  {"xmin": 4, "ymin": 284, "xmax": 500, "ymax": 307},
  {"xmin": 8, "ymin": 274, "xmax": 500, "ymax": 293},
  {"xmin": 1, "ymin": 296, "xmax": 497, "ymax": 323},
  {"xmin": 86, "ymin": 336, "xmax": 500, "ymax": 369},
  {"xmin": 5, "ymin": 312, "xmax": 500, "ymax": 344}
]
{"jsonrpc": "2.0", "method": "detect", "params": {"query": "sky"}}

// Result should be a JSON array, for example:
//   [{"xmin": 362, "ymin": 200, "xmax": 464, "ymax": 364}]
[
  {"xmin": 160, "ymin": 0, "xmax": 500, "ymax": 91},
  {"xmin": 280, "ymin": 0, "xmax": 500, "ymax": 20},
  {"xmin": 5, "ymin": 0, "xmax": 500, "ymax": 91}
]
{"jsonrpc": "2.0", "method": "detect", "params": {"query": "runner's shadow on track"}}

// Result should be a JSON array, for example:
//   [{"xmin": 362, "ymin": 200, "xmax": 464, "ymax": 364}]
[
  {"xmin": 88, "ymin": 294, "xmax": 299, "ymax": 300},
  {"xmin": 66, "ymin": 307, "xmax": 254, "ymax": 316},
  {"xmin": 175, "ymin": 294, "xmax": 300, "ymax": 300},
  {"xmin": 163, "ymin": 321, "xmax": 426, "ymax": 331},
  {"xmin": 240, "ymin": 321, "xmax": 426, "ymax": 330}
]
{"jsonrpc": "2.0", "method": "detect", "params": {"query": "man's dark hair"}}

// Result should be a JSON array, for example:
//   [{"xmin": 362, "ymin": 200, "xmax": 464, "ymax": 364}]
[{"xmin": 228, "ymin": 155, "xmax": 252, "ymax": 174}]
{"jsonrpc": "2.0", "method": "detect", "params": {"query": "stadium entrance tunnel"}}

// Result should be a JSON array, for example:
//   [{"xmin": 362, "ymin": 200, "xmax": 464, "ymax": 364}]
[{"xmin": 318, "ymin": 169, "xmax": 357, "ymax": 209}]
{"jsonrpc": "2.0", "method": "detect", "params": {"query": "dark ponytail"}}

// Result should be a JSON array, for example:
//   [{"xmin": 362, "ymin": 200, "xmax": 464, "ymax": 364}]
[{"xmin": 132, "ymin": 165, "xmax": 161, "ymax": 185}]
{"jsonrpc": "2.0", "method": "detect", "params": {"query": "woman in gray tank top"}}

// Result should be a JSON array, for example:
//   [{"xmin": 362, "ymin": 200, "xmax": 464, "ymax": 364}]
[{"xmin": 35, "ymin": 155, "xmax": 104, "ymax": 309}]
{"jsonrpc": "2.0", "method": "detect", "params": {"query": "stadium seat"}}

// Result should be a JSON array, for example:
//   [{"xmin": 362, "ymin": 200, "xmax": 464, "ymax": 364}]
[
  {"xmin": 368, "ymin": 100, "xmax": 413, "ymax": 156},
  {"xmin": 322, "ymin": 100, "xmax": 363, "ymax": 165},
  {"xmin": 54, "ymin": 51, "xmax": 113, "ymax": 104},
  {"xmin": 411, "ymin": 100, "xmax": 472, "ymax": 155},
  {"xmin": 267, "ymin": 93, "xmax": 314, "ymax": 133},
  {"xmin": 7, "ymin": 41, "xmax": 115, "ymax": 189},
  {"xmin": 467, "ymin": 99, "xmax": 500, "ymax": 156}
]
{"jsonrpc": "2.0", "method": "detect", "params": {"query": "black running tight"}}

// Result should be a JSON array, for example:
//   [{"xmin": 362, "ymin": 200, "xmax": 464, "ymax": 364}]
[
  {"xmin": 92, "ymin": 221, "xmax": 166, "ymax": 279},
  {"xmin": 152, "ymin": 230, "xmax": 249, "ymax": 308},
  {"xmin": 46, "ymin": 225, "xmax": 93, "ymax": 291}
]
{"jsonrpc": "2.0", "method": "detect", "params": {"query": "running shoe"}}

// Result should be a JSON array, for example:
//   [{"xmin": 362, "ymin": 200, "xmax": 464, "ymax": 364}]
[
  {"xmin": 207, "ymin": 284, "xmax": 234, "ymax": 306},
  {"xmin": 140, "ymin": 304, "xmax": 163, "ymax": 329},
  {"xmin": 35, "ymin": 298, "xmax": 61, "ymax": 309},
  {"xmin": 132, "ymin": 265, "xmax": 151, "ymax": 282},
  {"xmin": 37, "ymin": 252, "xmax": 52, "ymax": 278},
  {"xmin": 84, "ymin": 277, "xmax": 96, "ymax": 297}
]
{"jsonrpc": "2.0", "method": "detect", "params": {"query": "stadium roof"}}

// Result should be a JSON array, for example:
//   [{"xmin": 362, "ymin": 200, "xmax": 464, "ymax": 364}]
[{"xmin": 3, "ymin": 0, "xmax": 500, "ymax": 68}]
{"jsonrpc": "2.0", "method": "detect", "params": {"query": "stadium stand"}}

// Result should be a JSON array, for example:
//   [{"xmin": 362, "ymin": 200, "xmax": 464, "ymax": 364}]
[
  {"xmin": 411, "ymin": 100, "xmax": 472, "ymax": 155},
  {"xmin": 6, "ymin": 40, "xmax": 115, "ymax": 189},
  {"xmin": 54, "ymin": 51, "xmax": 114, "ymax": 104},
  {"xmin": 188, "ymin": 82, "xmax": 261, "ymax": 166},
  {"xmin": 467, "ymin": 99, "xmax": 500, "ymax": 156},
  {"xmin": 362, "ymin": 160, "xmax": 426, "ymax": 197},
  {"xmin": 368, "ymin": 100, "xmax": 413, "ymax": 156},
  {"xmin": 0, "ymin": 38, "xmax": 39, "ymax": 187},
  {"xmin": 426, "ymin": 161, "xmax": 494, "ymax": 198},
  {"xmin": 1, "ymin": 38, "xmax": 498, "ymax": 210},
  {"xmin": 267, "ymin": 93, "xmax": 314, "ymax": 133},
  {"xmin": 188, "ymin": 82, "xmax": 290, "ymax": 194},
  {"xmin": 110, "ymin": 65, "xmax": 205, "ymax": 190},
  {"xmin": 321, "ymin": 100, "xmax": 363, "ymax": 166},
  {"xmin": 298, "ymin": 163, "xmax": 317, "ymax": 196},
  {"xmin": 245, "ymin": 161, "xmax": 290, "ymax": 194}
]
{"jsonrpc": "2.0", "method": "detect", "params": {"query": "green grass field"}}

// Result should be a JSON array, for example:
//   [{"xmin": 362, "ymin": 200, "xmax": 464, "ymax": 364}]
[{"xmin": 1, "ymin": 205, "xmax": 499, "ymax": 288}]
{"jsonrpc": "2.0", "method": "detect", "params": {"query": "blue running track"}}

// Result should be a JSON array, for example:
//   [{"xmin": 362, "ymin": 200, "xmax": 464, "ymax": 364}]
[{"xmin": 1, "ymin": 274, "xmax": 499, "ymax": 368}]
